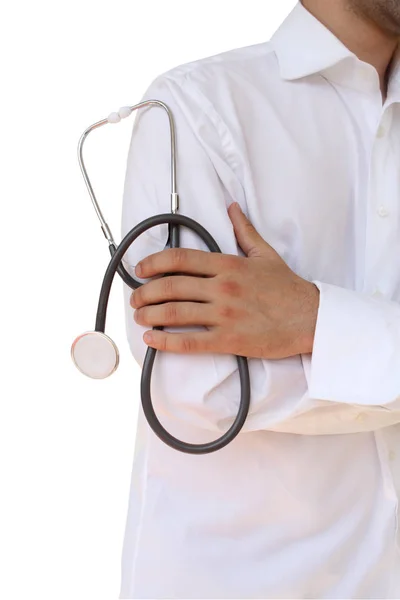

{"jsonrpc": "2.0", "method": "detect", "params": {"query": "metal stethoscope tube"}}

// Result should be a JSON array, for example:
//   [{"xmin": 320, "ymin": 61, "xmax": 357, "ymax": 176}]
[{"xmin": 71, "ymin": 100, "xmax": 251, "ymax": 454}]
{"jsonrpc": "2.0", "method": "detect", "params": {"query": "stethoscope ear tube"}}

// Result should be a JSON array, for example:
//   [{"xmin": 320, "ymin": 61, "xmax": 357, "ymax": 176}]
[{"xmin": 95, "ymin": 212, "xmax": 251, "ymax": 454}]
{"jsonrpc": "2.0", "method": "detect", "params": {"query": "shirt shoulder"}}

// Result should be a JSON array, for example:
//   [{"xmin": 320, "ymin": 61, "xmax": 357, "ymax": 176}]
[
  {"xmin": 154, "ymin": 41, "xmax": 279, "ymax": 92},
  {"xmin": 137, "ymin": 42, "xmax": 281, "ymax": 189},
  {"xmin": 140, "ymin": 41, "xmax": 281, "ymax": 145}
]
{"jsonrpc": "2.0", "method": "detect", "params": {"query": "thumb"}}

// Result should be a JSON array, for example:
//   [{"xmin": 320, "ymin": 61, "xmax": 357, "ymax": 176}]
[{"xmin": 228, "ymin": 202, "xmax": 274, "ymax": 258}]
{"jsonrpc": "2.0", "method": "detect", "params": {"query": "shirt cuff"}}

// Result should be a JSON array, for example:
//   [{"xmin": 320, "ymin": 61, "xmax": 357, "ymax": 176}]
[{"xmin": 307, "ymin": 280, "xmax": 400, "ymax": 407}]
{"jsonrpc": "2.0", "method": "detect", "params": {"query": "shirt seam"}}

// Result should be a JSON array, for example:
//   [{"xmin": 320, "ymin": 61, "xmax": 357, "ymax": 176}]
[{"xmin": 162, "ymin": 70, "xmax": 244, "ymax": 197}]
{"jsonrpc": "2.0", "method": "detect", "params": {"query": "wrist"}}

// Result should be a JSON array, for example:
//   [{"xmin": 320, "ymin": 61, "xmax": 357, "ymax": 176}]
[{"xmin": 300, "ymin": 281, "xmax": 320, "ymax": 354}]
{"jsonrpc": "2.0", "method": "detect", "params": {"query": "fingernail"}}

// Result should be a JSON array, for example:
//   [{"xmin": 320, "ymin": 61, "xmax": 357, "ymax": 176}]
[{"xmin": 135, "ymin": 263, "xmax": 142, "ymax": 276}]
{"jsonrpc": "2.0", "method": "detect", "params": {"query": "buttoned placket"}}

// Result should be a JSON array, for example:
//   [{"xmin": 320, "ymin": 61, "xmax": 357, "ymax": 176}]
[
  {"xmin": 367, "ymin": 102, "xmax": 395, "ymax": 297},
  {"xmin": 365, "ymin": 90, "xmax": 400, "ymax": 572}
]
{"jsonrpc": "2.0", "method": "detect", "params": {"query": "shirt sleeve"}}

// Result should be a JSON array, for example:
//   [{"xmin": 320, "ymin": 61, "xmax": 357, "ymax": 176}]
[
  {"xmin": 307, "ymin": 280, "xmax": 400, "ymax": 408},
  {"xmin": 120, "ymin": 72, "xmax": 400, "ymax": 438}
]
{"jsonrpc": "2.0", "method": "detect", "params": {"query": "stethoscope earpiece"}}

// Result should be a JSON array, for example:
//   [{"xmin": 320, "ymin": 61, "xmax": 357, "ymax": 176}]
[{"xmin": 71, "ymin": 331, "xmax": 119, "ymax": 379}]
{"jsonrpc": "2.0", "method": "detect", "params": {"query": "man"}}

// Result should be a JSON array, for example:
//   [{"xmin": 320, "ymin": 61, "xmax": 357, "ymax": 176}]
[{"xmin": 119, "ymin": 1, "xmax": 400, "ymax": 597}]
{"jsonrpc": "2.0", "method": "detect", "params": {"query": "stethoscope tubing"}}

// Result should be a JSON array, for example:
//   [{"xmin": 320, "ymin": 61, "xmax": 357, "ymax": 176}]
[
  {"xmin": 72, "ymin": 99, "xmax": 251, "ymax": 454},
  {"xmin": 95, "ymin": 211, "xmax": 251, "ymax": 454}
]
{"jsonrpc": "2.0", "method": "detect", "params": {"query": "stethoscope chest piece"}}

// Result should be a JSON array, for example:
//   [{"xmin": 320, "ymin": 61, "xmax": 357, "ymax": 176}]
[{"xmin": 71, "ymin": 331, "xmax": 119, "ymax": 379}]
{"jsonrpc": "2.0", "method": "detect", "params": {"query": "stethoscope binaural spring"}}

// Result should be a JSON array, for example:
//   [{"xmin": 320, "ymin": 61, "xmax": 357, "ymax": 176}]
[{"xmin": 70, "ymin": 100, "xmax": 251, "ymax": 455}]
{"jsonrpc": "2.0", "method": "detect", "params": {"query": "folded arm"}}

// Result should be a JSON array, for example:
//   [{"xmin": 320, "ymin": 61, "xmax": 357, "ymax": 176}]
[{"xmin": 121, "ymin": 73, "xmax": 400, "ymax": 436}]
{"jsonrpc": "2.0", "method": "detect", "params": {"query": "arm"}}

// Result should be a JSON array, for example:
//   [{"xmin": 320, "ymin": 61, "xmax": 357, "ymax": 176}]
[{"xmin": 121, "ymin": 73, "xmax": 400, "ymax": 436}]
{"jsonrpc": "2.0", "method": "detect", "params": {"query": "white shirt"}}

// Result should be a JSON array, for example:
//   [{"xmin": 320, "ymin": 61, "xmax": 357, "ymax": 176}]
[{"xmin": 119, "ymin": 2, "xmax": 400, "ymax": 598}]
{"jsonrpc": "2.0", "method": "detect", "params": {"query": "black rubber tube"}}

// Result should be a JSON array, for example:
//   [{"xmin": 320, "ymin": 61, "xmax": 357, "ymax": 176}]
[{"xmin": 95, "ymin": 213, "xmax": 251, "ymax": 454}]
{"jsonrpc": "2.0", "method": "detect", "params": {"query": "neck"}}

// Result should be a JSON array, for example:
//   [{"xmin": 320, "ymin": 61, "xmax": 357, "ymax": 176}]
[{"xmin": 301, "ymin": 0, "xmax": 398, "ymax": 99}]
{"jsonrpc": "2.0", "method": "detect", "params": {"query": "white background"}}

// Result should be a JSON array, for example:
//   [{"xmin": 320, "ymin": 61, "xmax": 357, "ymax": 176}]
[{"xmin": 1, "ymin": 1, "xmax": 296, "ymax": 598}]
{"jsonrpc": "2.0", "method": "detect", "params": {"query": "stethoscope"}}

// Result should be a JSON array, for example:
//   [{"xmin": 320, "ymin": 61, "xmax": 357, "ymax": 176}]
[{"xmin": 70, "ymin": 100, "xmax": 251, "ymax": 455}]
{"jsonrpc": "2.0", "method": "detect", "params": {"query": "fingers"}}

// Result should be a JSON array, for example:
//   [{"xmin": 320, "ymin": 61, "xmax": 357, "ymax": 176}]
[
  {"xmin": 134, "ymin": 301, "xmax": 216, "ymax": 327},
  {"xmin": 134, "ymin": 247, "xmax": 239, "ymax": 279},
  {"xmin": 130, "ymin": 275, "xmax": 212, "ymax": 309},
  {"xmin": 142, "ymin": 329, "xmax": 218, "ymax": 354}
]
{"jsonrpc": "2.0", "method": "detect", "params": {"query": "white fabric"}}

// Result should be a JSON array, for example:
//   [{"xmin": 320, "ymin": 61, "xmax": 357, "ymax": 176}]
[{"xmin": 118, "ymin": 2, "xmax": 400, "ymax": 597}]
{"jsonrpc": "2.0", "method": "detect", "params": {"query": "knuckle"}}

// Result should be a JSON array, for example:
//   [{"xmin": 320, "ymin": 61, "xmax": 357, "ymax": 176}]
[
  {"xmin": 180, "ymin": 336, "xmax": 195, "ymax": 353},
  {"xmin": 243, "ymin": 220, "xmax": 254, "ymax": 234},
  {"xmin": 217, "ymin": 304, "xmax": 237, "ymax": 320},
  {"xmin": 165, "ymin": 302, "xmax": 178, "ymax": 322},
  {"xmin": 171, "ymin": 248, "xmax": 187, "ymax": 269},
  {"xmin": 217, "ymin": 276, "xmax": 242, "ymax": 298},
  {"xmin": 162, "ymin": 276, "xmax": 175, "ymax": 297}
]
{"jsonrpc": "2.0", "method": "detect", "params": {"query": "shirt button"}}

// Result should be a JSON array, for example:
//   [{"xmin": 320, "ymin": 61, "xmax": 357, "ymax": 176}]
[
  {"xmin": 356, "ymin": 413, "xmax": 367, "ymax": 422},
  {"xmin": 377, "ymin": 205, "xmax": 389, "ymax": 217},
  {"xmin": 389, "ymin": 450, "xmax": 396, "ymax": 461}
]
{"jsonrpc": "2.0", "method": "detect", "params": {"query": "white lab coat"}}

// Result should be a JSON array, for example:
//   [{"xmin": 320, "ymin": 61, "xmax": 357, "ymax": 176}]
[{"xmin": 119, "ymin": 2, "xmax": 400, "ymax": 597}]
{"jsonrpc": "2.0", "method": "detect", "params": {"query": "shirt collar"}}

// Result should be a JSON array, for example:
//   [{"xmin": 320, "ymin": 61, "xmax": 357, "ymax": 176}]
[
  {"xmin": 387, "ymin": 43, "xmax": 400, "ymax": 100},
  {"xmin": 270, "ymin": 1, "xmax": 400, "ymax": 101}
]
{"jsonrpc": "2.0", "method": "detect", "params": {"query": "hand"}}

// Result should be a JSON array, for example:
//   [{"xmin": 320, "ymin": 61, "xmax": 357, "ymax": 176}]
[{"xmin": 130, "ymin": 202, "xmax": 320, "ymax": 359}]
